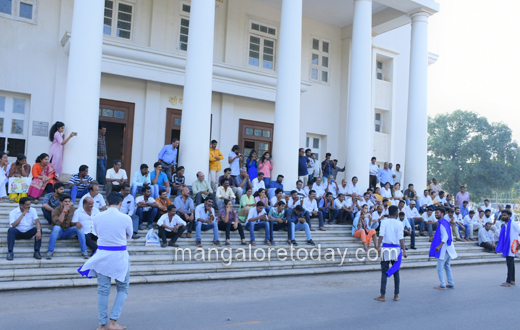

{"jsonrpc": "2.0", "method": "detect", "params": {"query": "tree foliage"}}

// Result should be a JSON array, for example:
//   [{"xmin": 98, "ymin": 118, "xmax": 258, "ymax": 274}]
[{"xmin": 427, "ymin": 110, "xmax": 520, "ymax": 200}]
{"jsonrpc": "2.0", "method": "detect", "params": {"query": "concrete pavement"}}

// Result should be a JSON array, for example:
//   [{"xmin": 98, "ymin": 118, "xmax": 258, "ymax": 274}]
[{"xmin": 0, "ymin": 263, "xmax": 517, "ymax": 330}]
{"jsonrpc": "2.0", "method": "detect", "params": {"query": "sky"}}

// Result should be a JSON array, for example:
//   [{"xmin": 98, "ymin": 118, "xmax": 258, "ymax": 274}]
[{"xmin": 427, "ymin": 0, "xmax": 520, "ymax": 142}]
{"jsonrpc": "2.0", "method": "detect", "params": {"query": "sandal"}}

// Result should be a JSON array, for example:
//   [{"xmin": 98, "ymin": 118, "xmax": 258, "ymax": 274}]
[
  {"xmin": 250, "ymin": 241, "xmax": 256, "ymax": 246},
  {"xmin": 186, "ymin": 232, "xmax": 192, "ymax": 238},
  {"xmin": 241, "ymin": 241, "xmax": 247, "ymax": 245},
  {"xmin": 265, "ymin": 241, "xmax": 271, "ymax": 246}
]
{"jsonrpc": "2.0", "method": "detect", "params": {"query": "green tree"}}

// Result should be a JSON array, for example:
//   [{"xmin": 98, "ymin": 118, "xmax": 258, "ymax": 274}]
[{"xmin": 427, "ymin": 110, "xmax": 520, "ymax": 201}]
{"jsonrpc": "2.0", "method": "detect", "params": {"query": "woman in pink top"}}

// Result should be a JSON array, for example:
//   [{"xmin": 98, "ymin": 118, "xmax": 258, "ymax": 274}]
[
  {"xmin": 254, "ymin": 188, "xmax": 270, "ymax": 213},
  {"xmin": 258, "ymin": 152, "xmax": 273, "ymax": 187},
  {"xmin": 48, "ymin": 121, "xmax": 75, "ymax": 175}
]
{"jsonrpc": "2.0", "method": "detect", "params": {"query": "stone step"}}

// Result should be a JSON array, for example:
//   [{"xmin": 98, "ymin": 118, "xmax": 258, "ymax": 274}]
[{"xmin": 0, "ymin": 254, "xmax": 513, "ymax": 291}]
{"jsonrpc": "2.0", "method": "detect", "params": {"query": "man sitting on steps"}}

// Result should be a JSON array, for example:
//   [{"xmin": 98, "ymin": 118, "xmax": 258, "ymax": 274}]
[
  {"xmin": 71, "ymin": 197, "xmax": 100, "ymax": 253},
  {"xmin": 158, "ymin": 205, "xmax": 186, "ymax": 248},
  {"xmin": 69, "ymin": 165, "xmax": 97, "ymax": 203},
  {"xmin": 7, "ymin": 197, "xmax": 42, "ymax": 261},
  {"xmin": 46, "ymin": 194, "xmax": 89, "ymax": 260},
  {"xmin": 119, "ymin": 183, "xmax": 141, "ymax": 239},
  {"xmin": 78, "ymin": 183, "xmax": 107, "ymax": 211},
  {"xmin": 135, "ymin": 186, "xmax": 159, "ymax": 229},
  {"xmin": 42, "ymin": 182, "xmax": 65, "ymax": 226},
  {"xmin": 174, "ymin": 186, "xmax": 195, "ymax": 238}
]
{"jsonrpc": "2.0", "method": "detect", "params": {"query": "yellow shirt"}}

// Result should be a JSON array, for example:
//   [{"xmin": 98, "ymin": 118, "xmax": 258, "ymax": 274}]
[{"xmin": 209, "ymin": 148, "xmax": 224, "ymax": 171}]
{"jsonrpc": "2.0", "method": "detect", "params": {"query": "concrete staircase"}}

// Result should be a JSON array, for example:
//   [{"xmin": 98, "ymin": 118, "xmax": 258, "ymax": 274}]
[{"xmin": 0, "ymin": 194, "xmax": 512, "ymax": 291}]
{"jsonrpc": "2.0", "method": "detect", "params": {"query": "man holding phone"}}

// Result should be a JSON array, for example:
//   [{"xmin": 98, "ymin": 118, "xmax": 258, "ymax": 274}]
[
  {"xmin": 325, "ymin": 175, "xmax": 338, "ymax": 197},
  {"xmin": 68, "ymin": 165, "xmax": 97, "ymax": 203},
  {"xmin": 245, "ymin": 201, "xmax": 271, "ymax": 245}
]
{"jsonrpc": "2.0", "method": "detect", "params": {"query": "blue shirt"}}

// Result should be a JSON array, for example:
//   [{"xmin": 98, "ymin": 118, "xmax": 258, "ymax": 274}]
[
  {"xmin": 158, "ymin": 145, "xmax": 178, "ymax": 165},
  {"xmin": 318, "ymin": 198, "xmax": 336, "ymax": 210},
  {"xmin": 269, "ymin": 181, "xmax": 283, "ymax": 191},
  {"xmin": 151, "ymin": 171, "xmax": 168, "ymax": 187},
  {"xmin": 460, "ymin": 206, "xmax": 469, "ymax": 217},
  {"xmin": 287, "ymin": 209, "xmax": 307, "ymax": 224},
  {"xmin": 298, "ymin": 156, "xmax": 308, "ymax": 177},
  {"xmin": 321, "ymin": 160, "xmax": 334, "ymax": 177},
  {"xmin": 377, "ymin": 168, "xmax": 393, "ymax": 185}
]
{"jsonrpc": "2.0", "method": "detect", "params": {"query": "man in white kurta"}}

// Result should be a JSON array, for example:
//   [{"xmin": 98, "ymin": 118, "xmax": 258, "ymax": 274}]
[
  {"xmin": 78, "ymin": 193, "xmax": 133, "ymax": 330},
  {"xmin": 430, "ymin": 207, "xmax": 458, "ymax": 290},
  {"xmin": 495, "ymin": 210, "xmax": 520, "ymax": 287}
]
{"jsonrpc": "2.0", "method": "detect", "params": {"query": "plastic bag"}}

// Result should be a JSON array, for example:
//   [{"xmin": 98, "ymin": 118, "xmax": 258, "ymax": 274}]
[{"xmin": 145, "ymin": 228, "xmax": 160, "ymax": 247}]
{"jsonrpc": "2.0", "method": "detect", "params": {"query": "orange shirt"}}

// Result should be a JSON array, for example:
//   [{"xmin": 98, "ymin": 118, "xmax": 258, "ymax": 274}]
[{"xmin": 156, "ymin": 197, "xmax": 171, "ymax": 215}]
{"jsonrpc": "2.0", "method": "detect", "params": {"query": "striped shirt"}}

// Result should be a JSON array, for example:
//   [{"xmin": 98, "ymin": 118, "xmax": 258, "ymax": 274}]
[
  {"xmin": 172, "ymin": 173, "xmax": 185, "ymax": 185},
  {"xmin": 68, "ymin": 173, "xmax": 95, "ymax": 190}
]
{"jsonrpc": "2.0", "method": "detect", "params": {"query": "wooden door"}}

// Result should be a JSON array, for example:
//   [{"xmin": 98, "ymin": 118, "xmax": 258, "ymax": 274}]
[{"xmin": 238, "ymin": 119, "xmax": 274, "ymax": 166}]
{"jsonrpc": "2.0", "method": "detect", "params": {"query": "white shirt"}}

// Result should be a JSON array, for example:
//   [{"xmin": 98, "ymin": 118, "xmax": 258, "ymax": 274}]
[
  {"xmin": 135, "ymin": 195, "xmax": 156, "ymax": 212},
  {"xmin": 505, "ymin": 221, "xmax": 520, "ymax": 257},
  {"xmin": 304, "ymin": 186, "xmax": 312, "ymax": 196},
  {"xmin": 105, "ymin": 168, "xmax": 128, "ymax": 186},
  {"xmin": 464, "ymin": 215, "xmax": 481, "ymax": 226},
  {"xmin": 120, "ymin": 194, "xmax": 135, "ymax": 217},
  {"xmin": 481, "ymin": 204, "xmax": 493, "ymax": 212},
  {"xmin": 295, "ymin": 187, "xmax": 307, "ymax": 197},
  {"xmin": 381, "ymin": 187, "xmax": 392, "ymax": 199},
  {"xmin": 418, "ymin": 195, "xmax": 433, "ymax": 207},
  {"xmin": 216, "ymin": 186, "xmax": 236, "ymax": 200},
  {"xmin": 393, "ymin": 190, "xmax": 404, "ymax": 199},
  {"xmin": 347, "ymin": 182, "xmax": 360, "ymax": 196},
  {"xmin": 405, "ymin": 206, "xmax": 420, "ymax": 219},
  {"xmin": 371, "ymin": 210, "xmax": 385, "ymax": 222},
  {"xmin": 326, "ymin": 181, "xmax": 338, "ymax": 197},
  {"xmin": 478, "ymin": 227, "xmax": 495, "ymax": 245},
  {"xmin": 335, "ymin": 198, "xmax": 352, "ymax": 210},
  {"xmin": 358, "ymin": 199, "xmax": 374, "ymax": 210},
  {"xmin": 246, "ymin": 207, "xmax": 267, "ymax": 224},
  {"xmin": 79, "ymin": 193, "xmax": 106, "ymax": 210},
  {"xmin": 72, "ymin": 206, "xmax": 100, "ymax": 235},
  {"xmin": 157, "ymin": 213, "xmax": 186, "ymax": 232},
  {"xmin": 379, "ymin": 218, "xmax": 404, "ymax": 261},
  {"xmin": 287, "ymin": 198, "xmax": 301, "ymax": 209},
  {"xmin": 369, "ymin": 163, "xmax": 379, "ymax": 176},
  {"xmin": 483, "ymin": 215, "xmax": 493, "ymax": 224},
  {"xmin": 439, "ymin": 223, "xmax": 458, "ymax": 260},
  {"xmin": 307, "ymin": 157, "xmax": 314, "ymax": 175},
  {"xmin": 338, "ymin": 184, "xmax": 349, "ymax": 196},
  {"xmin": 312, "ymin": 182, "xmax": 326, "ymax": 198},
  {"xmin": 195, "ymin": 204, "xmax": 216, "ymax": 222},
  {"xmin": 9, "ymin": 207, "xmax": 39, "ymax": 233},
  {"xmin": 422, "ymin": 212, "xmax": 437, "ymax": 223},
  {"xmin": 270, "ymin": 196, "xmax": 283, "ymax": 207},
  {"xmin": 393, "ymin": 170, "xmax": 402, "ymax": 185},
  {"xmin": 251, "ymin": 178, "xmax": 265, "ymax": 194},
  {"xmin": 302, "ymin": 197, "xmax": 318, "ymax": 213}
]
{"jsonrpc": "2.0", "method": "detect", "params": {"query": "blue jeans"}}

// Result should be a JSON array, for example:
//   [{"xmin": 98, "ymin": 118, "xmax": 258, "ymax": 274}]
[
  {"xmin": 269, "ymin": 221, "xmax": 289, "ymax": 243},
  {"xmin": 290, "ymin": 221, "xmax": 312, "ymax": 240},
  {"xmin": 305, "ymin": 211, "xmax": 324, "ymax": 228},
  {"xmin": 135, "ymin": 207, "xmax": 158, "ymax": 227},
  {"xmin": 47, "ymin": 226, "xmax": 87, "ymax": 253},
  {"xmin": 320, "ymin": 209, "xmax": 339, "ymax": 223},
  {"xmin": 152, "ymin": 185, "xmax": 170, "ymax": 199},
  {"xmin": 407, "ymin": 218, "xmax": 416, "ymax": 247},
  {"xmin": 246, "ymin": 222, "xmax": 270, "ymax": 242},
  {"xmin": 97, "ymin": 158, "xmax": 107, "ymax": 185},
  {"xmin": 457, "ymin": 224, "xmax": 469, "ymax": 239},
  {"xmin": 97, "ymin": 267, "xmax": 130, "ymax": 325},
  {"xmin": 131, "ymin": 185, "xmax": 156, "ymax": 198},
  {"xmin": 195, "ymin": 221, "xmax": 219, "ymax": 242},
  {"xmin": 437, "ymin": 253, "xmax": 454, "ymax": 288},
  {"xmin": 42, "ymin": 208, "xmax": 53, "ymax": 225},
  {"xmin": 70, "ymin": 185, "xmax": 90, "ymax": 203}
]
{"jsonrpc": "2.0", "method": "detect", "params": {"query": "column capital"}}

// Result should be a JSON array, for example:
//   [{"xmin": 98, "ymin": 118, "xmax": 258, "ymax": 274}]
[
  {"xmin": 409, "ymin": 10, "xmax": 432, "ymax": 21},
  {"xmin": 354, "ymin": 0, "xmax": 372, "ymax": 3}
]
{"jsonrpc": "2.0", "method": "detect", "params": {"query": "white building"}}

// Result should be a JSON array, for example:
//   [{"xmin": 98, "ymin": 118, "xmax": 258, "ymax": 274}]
[{"xmin": 0, "ymin": 0, "xmax": 438, "ymax": 191}]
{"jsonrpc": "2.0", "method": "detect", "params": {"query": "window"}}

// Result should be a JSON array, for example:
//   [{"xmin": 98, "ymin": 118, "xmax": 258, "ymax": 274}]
[
  {"xmin": 305, "ymin": 134, "xmax": 321, "ymax": 161},
  {"xmin": 178, "ymin": 3, "xmax": 190, "ymax": 51},
  {"xmin": 0, "ymin": 0, "xmax": 36, "ymax": 23},
  {"xmin": 239, "ymin": 120, "xmax": 273, "ymax": 162},
  {"xmin": 376, "ymin": 61, "xmax": 384, "ymax": 80},
  {"xmin": 310, "ymin": 37, "xmax": 330, "ymax": 84},
  {"xmin": 103, "ymin": 0, "xmax": 133, "ymax": 40},
  {"xmin": 248, "ymin": 21, "xmax": 277, "ymax": 70},
  {"xmin": 375, "ymin": 113, "xmax": 382, "ymax": 132},
  {"xmin": 0, "ymin": 93, "xmax": 29, "ymax": 156}
]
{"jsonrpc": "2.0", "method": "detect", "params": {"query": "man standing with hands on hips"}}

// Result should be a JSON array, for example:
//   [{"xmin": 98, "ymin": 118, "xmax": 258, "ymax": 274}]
[
  {"xmin": 78, "ymin": 192, "xmax": 133, "ymax": 330},
  {"xmin": 374, "ymin": 205, "xmax": 407, "ymax": 302},
  {"xmin": 158, "ymin": 138, "xmax": 179, "ymax": 183}
]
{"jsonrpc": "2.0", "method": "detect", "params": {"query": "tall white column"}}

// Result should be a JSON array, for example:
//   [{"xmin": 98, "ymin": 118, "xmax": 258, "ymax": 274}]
[
  {"xmin": 404, "ymin": 11, "xmax": 430, "ymax": 191},
  {"xmin": 345, "ymin": 0, "xmax": 372, "ymax": 189},
  {"xmin": 178, "ymin": 0, "xmax": 215, "ymax": 181},
  {"xmin": 271, "ymin": 0, "xmax": 302, "ymax": 188},
  {"xmin": 62, "ymin": 0, "xmax": 105, "ymax": 177}
]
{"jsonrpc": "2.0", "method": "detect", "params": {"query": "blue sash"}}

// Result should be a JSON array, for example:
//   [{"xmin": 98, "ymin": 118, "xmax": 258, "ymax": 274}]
[
  {"xmin": 429, "ymin": 219, "xmax": 452, "ymax": 259},
  {"xmin": 382, "ymin": 243, "xmax": 402, "ymax": 277},
  {"xmin": 495, "ymin": 219, "xmax": 512, "ymax": 257}
]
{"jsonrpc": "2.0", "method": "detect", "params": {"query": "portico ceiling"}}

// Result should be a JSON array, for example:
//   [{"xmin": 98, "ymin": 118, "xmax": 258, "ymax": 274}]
[{"xmin": 251, "ymin": 0, "xmax": 390, "ymax": 27}]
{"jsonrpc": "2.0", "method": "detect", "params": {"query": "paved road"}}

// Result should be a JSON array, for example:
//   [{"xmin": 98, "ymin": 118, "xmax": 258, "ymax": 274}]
[{"xmin": 0, "ymin": 263, "xmax": 517, "ymax": 330}]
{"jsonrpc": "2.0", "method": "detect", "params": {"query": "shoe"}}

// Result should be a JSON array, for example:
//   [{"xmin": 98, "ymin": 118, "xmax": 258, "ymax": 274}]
[
  {"xmin": 307, "ymin": 239, "xmax": 315, "ymax": 246},
  {"xmin": 319, "ymin": 227, "xmax": 326, "ymax": 231},
  {"xmin": 287, "ymin": 240, "xmax": 293, "ymax": 245},
  {"xmin": 132, "ymin": 233, "xmax": 141, "ymax": 239},
  {"xmin": 213, "ymin": 240, "xmax": 222, "ymax": 247},
  {"xmin": 147, "ymin": 224, "xmax": 153, "ymax": 229},
  {"xmin": 270, "ymin": 241, "xmax": 277, "ymax": 246},
  {"xmin": 139, "ymin": 225, "xmax": 144, "ymax": 230},
  {"xmin": 45, "ymin": 251, "xmax": 53, "ymax": 260},
  {"xmin": 291, "ymin": 240, "xmax": 298, "ymax": 246},
  {"xmin": 81, "ymin": 251, "xmax": 90, "ymax": 259},
  {"xmin": 181, "ymin": 233, "xmax": 187, "ymax": 238},
  {"xmin": 161, "ymin": 243, "xmax": 167, "ymax": 248},
  {"xmin": 34, "ymin": 251, "xmax": 41, "ymax": 259},
  {"xmin": 410, "ymin": 246, "xmax": 417, "ymax": 250},
  {"xmin": 225, "ymin": 242, "xmax": 231, "ymax": 246},
  {"xmin": 168, "ymin": 242, "xmax": 179, "ymax": 247},
  {"xmin": 6, "ymin": 252, "xmax": 13, "ymax": 261},
  {"xmin": 310, "ymin": 228, "xmax": 316, "ymax": 231},
  {"xmin": 196, "ymin": 241, "xmax": 202, "ymax": 247},
  {"xmin": 405, "ymin": 247, "xmax": 409, "ymax": 250}
]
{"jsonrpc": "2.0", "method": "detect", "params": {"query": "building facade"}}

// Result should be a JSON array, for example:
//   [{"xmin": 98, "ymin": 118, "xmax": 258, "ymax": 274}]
[{"xmin": 0, "ymin": 0, "xmax": 439, "ymax": 191}]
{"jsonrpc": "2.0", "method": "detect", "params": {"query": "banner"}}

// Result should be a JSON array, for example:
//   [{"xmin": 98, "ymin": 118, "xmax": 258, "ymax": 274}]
[{"xmin": 8, "ymin": 177, "xmax": 31, "ymax": 194}]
